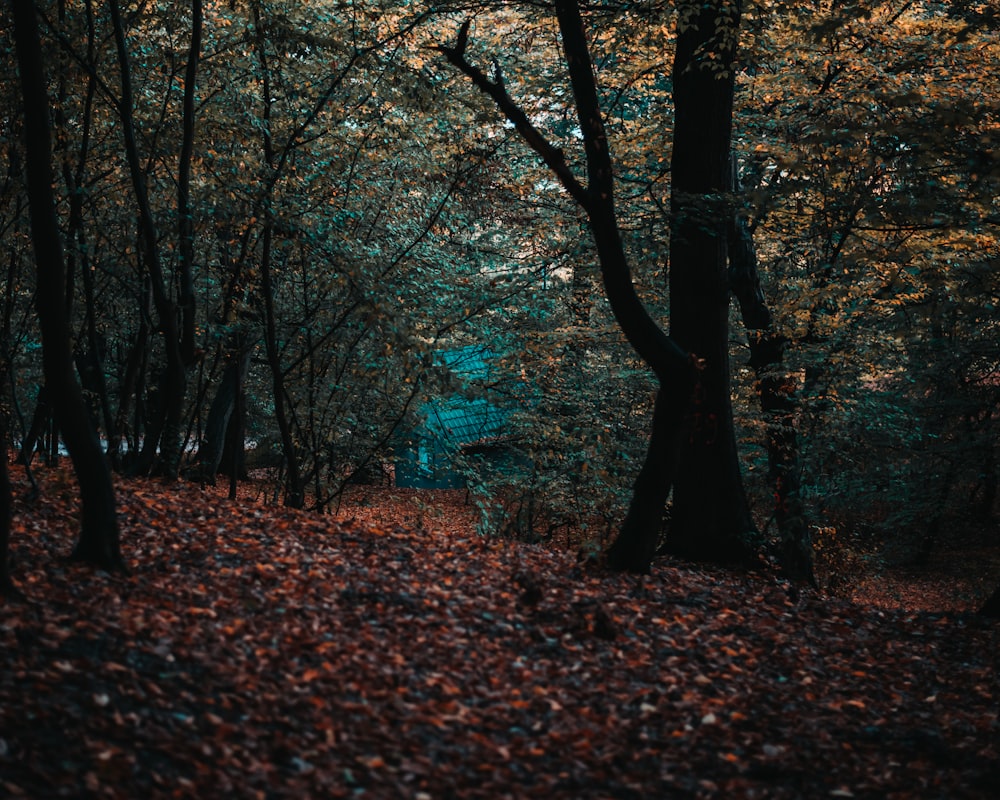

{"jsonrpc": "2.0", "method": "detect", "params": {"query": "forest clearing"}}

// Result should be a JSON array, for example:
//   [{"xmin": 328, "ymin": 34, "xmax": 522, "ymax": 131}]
[{"xmin": 1, "ymin": 466, "xmax": 997, "ymax": 798}]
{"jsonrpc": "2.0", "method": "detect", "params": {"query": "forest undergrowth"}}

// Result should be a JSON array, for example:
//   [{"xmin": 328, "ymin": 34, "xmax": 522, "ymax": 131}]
[{"xmin": 1, "ymin": 466, "xmax": 997, "ymax": 798}]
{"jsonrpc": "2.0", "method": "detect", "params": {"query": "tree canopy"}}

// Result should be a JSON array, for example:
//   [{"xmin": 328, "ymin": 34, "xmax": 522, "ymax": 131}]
[{"xmin": 0, "ymin": 0, "xmax": 996, "ymax": 601}]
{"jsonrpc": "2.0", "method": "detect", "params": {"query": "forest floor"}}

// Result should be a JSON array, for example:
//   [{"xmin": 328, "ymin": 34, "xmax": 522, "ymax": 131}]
[{"xmin": 1, "ymin": 467, "xmax": 998, "ymax": 798}]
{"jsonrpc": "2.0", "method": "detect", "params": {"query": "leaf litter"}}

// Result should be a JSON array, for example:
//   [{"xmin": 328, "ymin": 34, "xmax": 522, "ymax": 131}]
[{"xmin": 0, "ymin": 471, "xmax": 997, "ymax": 798}]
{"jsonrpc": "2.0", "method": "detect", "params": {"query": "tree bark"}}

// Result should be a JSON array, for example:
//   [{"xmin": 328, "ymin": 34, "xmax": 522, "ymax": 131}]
[
  {"xmin": 11, "ymin": 0, "xmax": 123, "ymax": 571},
  {"xmin": 251, "ymin": 2, "xmax": 304, "ymax": 508},
  {"xmin": 980, "ymin": 584, "xmax": 1000, "ymax": 618},
  {"xmin": 197, "ymin": 341, "xmax": 252, "ymax": 484},
  {"xmin": 729, "ymin": 159, "xmax": 815, "ymax": 584},
  {"xmin": 664, "ymin": 0, "xmax": 757, "ymax": 563}
]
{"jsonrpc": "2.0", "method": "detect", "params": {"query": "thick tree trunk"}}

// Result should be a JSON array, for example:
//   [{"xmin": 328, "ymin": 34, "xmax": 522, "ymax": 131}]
[
  {"xmin": 439, "ymin": 2, "xmax": 699, "ymax": 572},
  {"xmin": 11, "ymin": 0, "xmax": 123, "ymax": 571},
  {"xmin": 664, "ymin": 0, "xmax": 756, "ymax": 563},
  {"xmin": 606, "ymin": 381, "xmax": 694, "ymax": 571}
]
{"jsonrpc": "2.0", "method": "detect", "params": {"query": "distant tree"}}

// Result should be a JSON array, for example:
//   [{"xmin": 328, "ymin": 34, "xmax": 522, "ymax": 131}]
[
  {"xmin": 10, "ymin": 0, "xmax": 122, "ymax": 570},
  {"xmin": 737, "ymin": 1, "xmax": 999, "ymax": 576},
  {"xmin": 728, "ymin": 158, "xmax": 814, "ymax": 584},
  {"xmin": 108, "ymin": 0, "xmax": 201, "ymax": 480}
]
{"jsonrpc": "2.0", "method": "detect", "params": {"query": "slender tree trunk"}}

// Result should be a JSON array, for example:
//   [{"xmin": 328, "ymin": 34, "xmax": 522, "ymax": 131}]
[
  {"xmin": 664, "ymin": 0, "xmax": 756, "ymax": 563},
  {"xmin": 252, "ymin": 3, "xmax": 304, "ymax": 508},
  {"xmin": 80, "ymin": 263, "xmax": 116, "ymax": 443},
  {"xmin": 108, "ymin": 0, "xmax": 188, "ymax": 479},
  {"xmin": 260, "ymin": 226, "xmax": 304, "ymax": 508},
  {"xmin": 227, "ymin": 339, "xmax": 244, "ymax": 501},
  {"xmin": 18, "ymin": 384, "xmax": 50, "ymax": 465},
  {"xmin": 55, "ymin": 0, "xmax": 115, "ymax": 446},
  {"xmin": 728, "ymin": 159, "xmax": 815, "ymax": 584},
  {"xmin": 178, "ymin": 0, "xmax": 203, "ymax": 366},
  {"xmin": 111, "ymin": 287, "xmax": 151, "ymax": 470},
  {"xmin": 11, "ymin": 0, "xmax": 122, "ymax": 570},
  {"xmin": 1, "ymin": 300, "xmax": 15, "ymax": 598},
  {"xmin": 606, "ymin": 381, "xmax": 694, "ymax": 571},
  {"xmin": 198, "ymin": 340, "xmax": 252, "ymax": 483},
  {"xmin": 0, "ymin": 414, "xmax": 14, "ymax": 598},
  {"xmin": 1, "ymin": 235, "xmax": 17, "ymax": 596},
  {"xmin": 975, "ymin": 443, "xmax": 996, "ymax": 522}
]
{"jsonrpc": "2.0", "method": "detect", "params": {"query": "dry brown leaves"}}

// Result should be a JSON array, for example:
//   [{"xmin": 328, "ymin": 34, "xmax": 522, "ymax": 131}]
[{"xmin": 1, "ymin": 467, "xmax": 997, "ymax": 798}]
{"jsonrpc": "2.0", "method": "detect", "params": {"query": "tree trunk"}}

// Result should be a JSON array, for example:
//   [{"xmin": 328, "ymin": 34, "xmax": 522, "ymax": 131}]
[
  {"xmin": 1, "ymin": 227, "xmax": 17, "ymax": 597},
  {"xmin": 606, "ymin": 381, "xmax": 694, "ymax": 572},
  {"xmin": 252, "ymin": 3, "xmax": 304, "ymax": 508},
  {"xmin": 980, "ymin": 585, "xmax": 1000, "ymax": 618},
  {"xmin": 108, "ymin": 0, "xmax": 189, "ymax": 480},
  {"xmin": 18, "ymin": 384, "xmax": 51, "ymax": 466},
  {"xmin": 111, "ymin": 293, "xmax": 151, "ymax": 470},
  {"xmin": 728, "ymin": 159, "xmax": 815, "ymax": 584},
  {"xmin": 0, "ymin": 346, "xmax": 14, "ymax": 597},
  {"xmin": 0, "ymin": 414, "xmax": 14, "ymax": 598},
  {"xmin": 664, "ymin": 0, "xmax": 756, "ymax": 563},
  {"xmin": 439, "ymin": 1, "xmax": 699, "ymax": 572},
  {"xmin": 260, "ymin": 226, "xmax": 304, "ymax": 508},
  {"xmin": 11, "ymin": 0, "xmax": 122, "ymax": 571},
  {"xmin": 178, "ymin": 0, "xmax": 203, "ymax": 366},
  {"xmin": 197, "ymin": 341, "xmax": 252, "ymax": 484},
  {"xmin": 227, "ymin": 339, "xmax": 245, "ymax": 501}
]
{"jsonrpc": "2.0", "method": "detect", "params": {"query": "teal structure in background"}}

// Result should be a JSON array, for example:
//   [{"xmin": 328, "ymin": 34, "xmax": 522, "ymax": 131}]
[{"xmin": 394, "ymin": 347, "xmax": 513, "ymax": 489}]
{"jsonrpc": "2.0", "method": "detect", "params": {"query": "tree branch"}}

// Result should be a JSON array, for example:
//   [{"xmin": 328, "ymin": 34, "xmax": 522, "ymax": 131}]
[{"xmin": 436, "ymin": 22, "xmax": 589, "ymax": 209}]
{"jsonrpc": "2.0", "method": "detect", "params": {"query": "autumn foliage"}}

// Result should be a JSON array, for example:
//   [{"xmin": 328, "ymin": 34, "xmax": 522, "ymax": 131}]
[{"xmin": 1, "ymin": 469, "xmax": 997, "ymax": 798}]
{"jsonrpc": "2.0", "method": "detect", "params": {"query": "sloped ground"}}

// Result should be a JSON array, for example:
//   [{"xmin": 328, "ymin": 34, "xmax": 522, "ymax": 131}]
[{"xmin": 1, "ymin": 471, "xmax": 998, "ymax": 798}]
